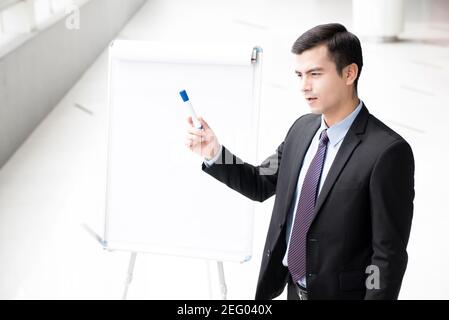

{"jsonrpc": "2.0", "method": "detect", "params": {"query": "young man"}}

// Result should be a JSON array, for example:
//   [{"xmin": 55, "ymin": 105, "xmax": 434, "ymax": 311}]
[{"xmin": 185, "ymin": 23, "xmax": 414, "ymax": 300}]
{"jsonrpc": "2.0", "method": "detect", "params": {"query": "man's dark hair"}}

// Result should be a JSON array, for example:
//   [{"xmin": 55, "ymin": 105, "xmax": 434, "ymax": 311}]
[{"xmin": 291, "ymin": 23, "xmax": 363, "ymax": 94}]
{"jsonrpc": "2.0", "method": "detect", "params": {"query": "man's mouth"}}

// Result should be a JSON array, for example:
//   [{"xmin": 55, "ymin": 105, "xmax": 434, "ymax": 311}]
[{"xmin": 305, "ymin": 97, "xmax": 318, "ymax": 102}]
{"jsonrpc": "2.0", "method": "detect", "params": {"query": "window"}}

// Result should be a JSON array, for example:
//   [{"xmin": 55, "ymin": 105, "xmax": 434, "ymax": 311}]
[{"xmin": 0, "ymin": 0, "xmax": 77, "ymax": 47}]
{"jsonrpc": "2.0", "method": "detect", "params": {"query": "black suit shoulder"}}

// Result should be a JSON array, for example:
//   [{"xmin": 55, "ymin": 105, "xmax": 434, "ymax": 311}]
[
  {"xmin": 364, "ymin": 113, "xmax": 413, "ymax": 158},
  {"xmin": 367, "ymin": 113, "xmax": 404, "ymax": 142},
  {"xmin": 289, "ymin": 112, "xmax": 320, "ymax": 131}
]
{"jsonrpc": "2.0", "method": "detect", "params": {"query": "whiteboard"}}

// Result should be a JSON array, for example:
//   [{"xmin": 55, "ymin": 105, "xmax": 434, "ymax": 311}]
[{"xmin": 104, "ymin": 40, "xmax": 262, "ymax": 262}]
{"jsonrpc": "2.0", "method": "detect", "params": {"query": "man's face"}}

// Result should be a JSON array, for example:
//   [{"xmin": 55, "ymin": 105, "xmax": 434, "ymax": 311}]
[{"xmin": 294, "ymin": 44, "xmax": 348, "ymax": 115}]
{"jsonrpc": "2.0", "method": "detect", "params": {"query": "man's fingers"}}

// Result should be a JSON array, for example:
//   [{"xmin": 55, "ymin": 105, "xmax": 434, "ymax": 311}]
[
  {"xmin": 186, "ymin": 139, "xmax": 206, "ymax": 155},
  {"xmin": 188, "ymin": 116, "xmax": 209, "ymax": 130},
  {"xmin": 186, "ymin": 116, "xmax": 211, "ymax": 155},
  {"xmin": 187, "ymin": 127, "xmax": 207, "ymax": 137},
  {"xmin": 187, "ymin": 133, "xmax": 208, "ymax": 144},
  {"xmin": 198, "ymin": 117, "xmax": 209, "ymax": 130}
]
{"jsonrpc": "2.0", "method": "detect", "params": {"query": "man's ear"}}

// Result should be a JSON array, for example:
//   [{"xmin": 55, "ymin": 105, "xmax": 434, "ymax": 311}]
[{"xmin": 345, "ymin": 63, "xmax": 359, "ymax": 85}]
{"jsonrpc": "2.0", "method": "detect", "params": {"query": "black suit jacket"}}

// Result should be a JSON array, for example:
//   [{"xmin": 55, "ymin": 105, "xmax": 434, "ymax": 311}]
[{"xmin": 202, "ymin": 104, "xmax": 414, "ymax": 300}]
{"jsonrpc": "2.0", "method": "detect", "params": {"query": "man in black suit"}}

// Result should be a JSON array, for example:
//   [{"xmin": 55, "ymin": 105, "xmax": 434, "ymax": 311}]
[{"xmin": 185, "ymin": 23, "xmax": 414, "ymax": 300}]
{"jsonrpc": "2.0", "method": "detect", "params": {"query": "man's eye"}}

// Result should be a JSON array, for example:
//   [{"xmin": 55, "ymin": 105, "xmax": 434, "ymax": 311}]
[
  {"xmin": 296, "ymin": 74, "xmax": 302, "ymax": 78},
  {"xmin": 311, "ymin": 73, "xmax": 320, "ymax": 76}
]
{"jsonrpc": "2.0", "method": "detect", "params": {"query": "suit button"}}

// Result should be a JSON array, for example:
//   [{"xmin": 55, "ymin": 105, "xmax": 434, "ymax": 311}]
[
  {"xmin": 279, "ymin": 223, "xmax": 283, "ymax": 229},
  {"xmin": 267, "ymin": 250, "xmax": 271, "ymax": 257}
]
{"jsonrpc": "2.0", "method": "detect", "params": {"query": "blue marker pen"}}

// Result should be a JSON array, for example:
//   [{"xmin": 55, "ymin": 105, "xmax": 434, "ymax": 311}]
[{"xmin": 179, "ymin": 90, "xmax": 203, "ymax": 129}]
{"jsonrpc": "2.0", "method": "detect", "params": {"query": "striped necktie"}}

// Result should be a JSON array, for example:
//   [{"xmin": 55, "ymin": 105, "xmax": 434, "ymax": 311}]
[{"xmin": 288, "ymin": 129, "xmax": 329, "ymax": 283}]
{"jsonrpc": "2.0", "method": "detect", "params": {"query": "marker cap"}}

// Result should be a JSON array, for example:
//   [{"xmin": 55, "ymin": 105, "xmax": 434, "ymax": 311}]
[{"xmin": 179, "ymin": 90, "xmax": 189, "ymax": 102}]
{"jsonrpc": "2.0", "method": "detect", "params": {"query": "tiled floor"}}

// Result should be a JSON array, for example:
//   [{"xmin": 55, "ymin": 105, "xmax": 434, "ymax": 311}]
[{"xmin": 0, "ymin": 0, "xmax": 448, "ymax": 299}]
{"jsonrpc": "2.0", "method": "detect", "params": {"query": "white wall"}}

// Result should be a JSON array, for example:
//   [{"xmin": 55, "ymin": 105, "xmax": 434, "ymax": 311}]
[{"xmin": 0, "ymin": 0, "xmax": 146, "ymax": 168}]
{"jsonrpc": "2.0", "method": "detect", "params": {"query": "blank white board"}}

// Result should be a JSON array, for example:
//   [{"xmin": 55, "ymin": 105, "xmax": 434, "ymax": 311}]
[{"xmin": 105, "ymin": 40, "xmax": 262, "ymax": 262}]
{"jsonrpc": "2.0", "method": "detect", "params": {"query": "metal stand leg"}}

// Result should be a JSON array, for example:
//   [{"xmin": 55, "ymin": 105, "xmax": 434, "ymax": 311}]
[
  {"xmin": 123, "ymin": 252, "xmax": 137, "ymax": 300},
  {"xmin": 217, "ymin": 261, "xmax": 227, "ymax": 300}
]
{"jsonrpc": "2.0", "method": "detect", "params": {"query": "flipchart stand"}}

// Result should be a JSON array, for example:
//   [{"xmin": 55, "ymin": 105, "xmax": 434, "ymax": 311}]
[
  {"xmin": 82, "ymin": 223, "xmax": 228, "ymax": 299},
  {"xmin": 81, "ymin": 45, "xmax": 263, "ymax": 300}
]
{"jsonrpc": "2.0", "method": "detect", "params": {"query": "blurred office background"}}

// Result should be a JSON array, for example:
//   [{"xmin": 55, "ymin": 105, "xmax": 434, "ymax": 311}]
[{"xmin": 0, "ymin": 0, "xmax": 448, "ymax": 299}]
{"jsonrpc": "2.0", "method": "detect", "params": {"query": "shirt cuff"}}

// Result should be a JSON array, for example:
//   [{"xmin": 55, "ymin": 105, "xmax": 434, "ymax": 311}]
[{"xmin": 203, "ymin": 145, "xmax": 223, "ymax": 167}]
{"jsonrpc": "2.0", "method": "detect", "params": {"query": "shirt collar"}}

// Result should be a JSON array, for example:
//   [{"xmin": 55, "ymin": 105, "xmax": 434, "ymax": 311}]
[{"xmin": 319, "ymin": 99, "xmax": 363, "ymax": 147}]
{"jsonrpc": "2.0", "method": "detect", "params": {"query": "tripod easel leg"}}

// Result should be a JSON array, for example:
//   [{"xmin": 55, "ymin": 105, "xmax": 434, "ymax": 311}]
[{"xmin": 123, "ymin": 252, "xmax": 137, "ymax": 300}]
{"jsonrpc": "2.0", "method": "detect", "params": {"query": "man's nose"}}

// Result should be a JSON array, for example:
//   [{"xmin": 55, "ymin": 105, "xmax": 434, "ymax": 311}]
[{"xmin": 301, "ymin": 77, "xmax": 312, "ymax": 92}]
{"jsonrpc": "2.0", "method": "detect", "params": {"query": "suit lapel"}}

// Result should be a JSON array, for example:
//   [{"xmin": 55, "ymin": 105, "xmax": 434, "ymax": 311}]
[
  {"xmin": 283, "ymin": 116, "xmax": 321, "ymax": 217},
  {"xmin": 312, "ymin": 104, "xmax": 369, "ymax": 221}
]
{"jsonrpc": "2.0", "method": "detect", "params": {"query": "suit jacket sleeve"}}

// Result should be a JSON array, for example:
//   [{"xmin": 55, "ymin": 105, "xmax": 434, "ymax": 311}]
[
  {"xmin": 365, "ymin": 139, "xmax": 415, "ymax": 300},
  {"xmin": 201, "ymin": 142, "xmax": 284, "ymax": 202}
]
